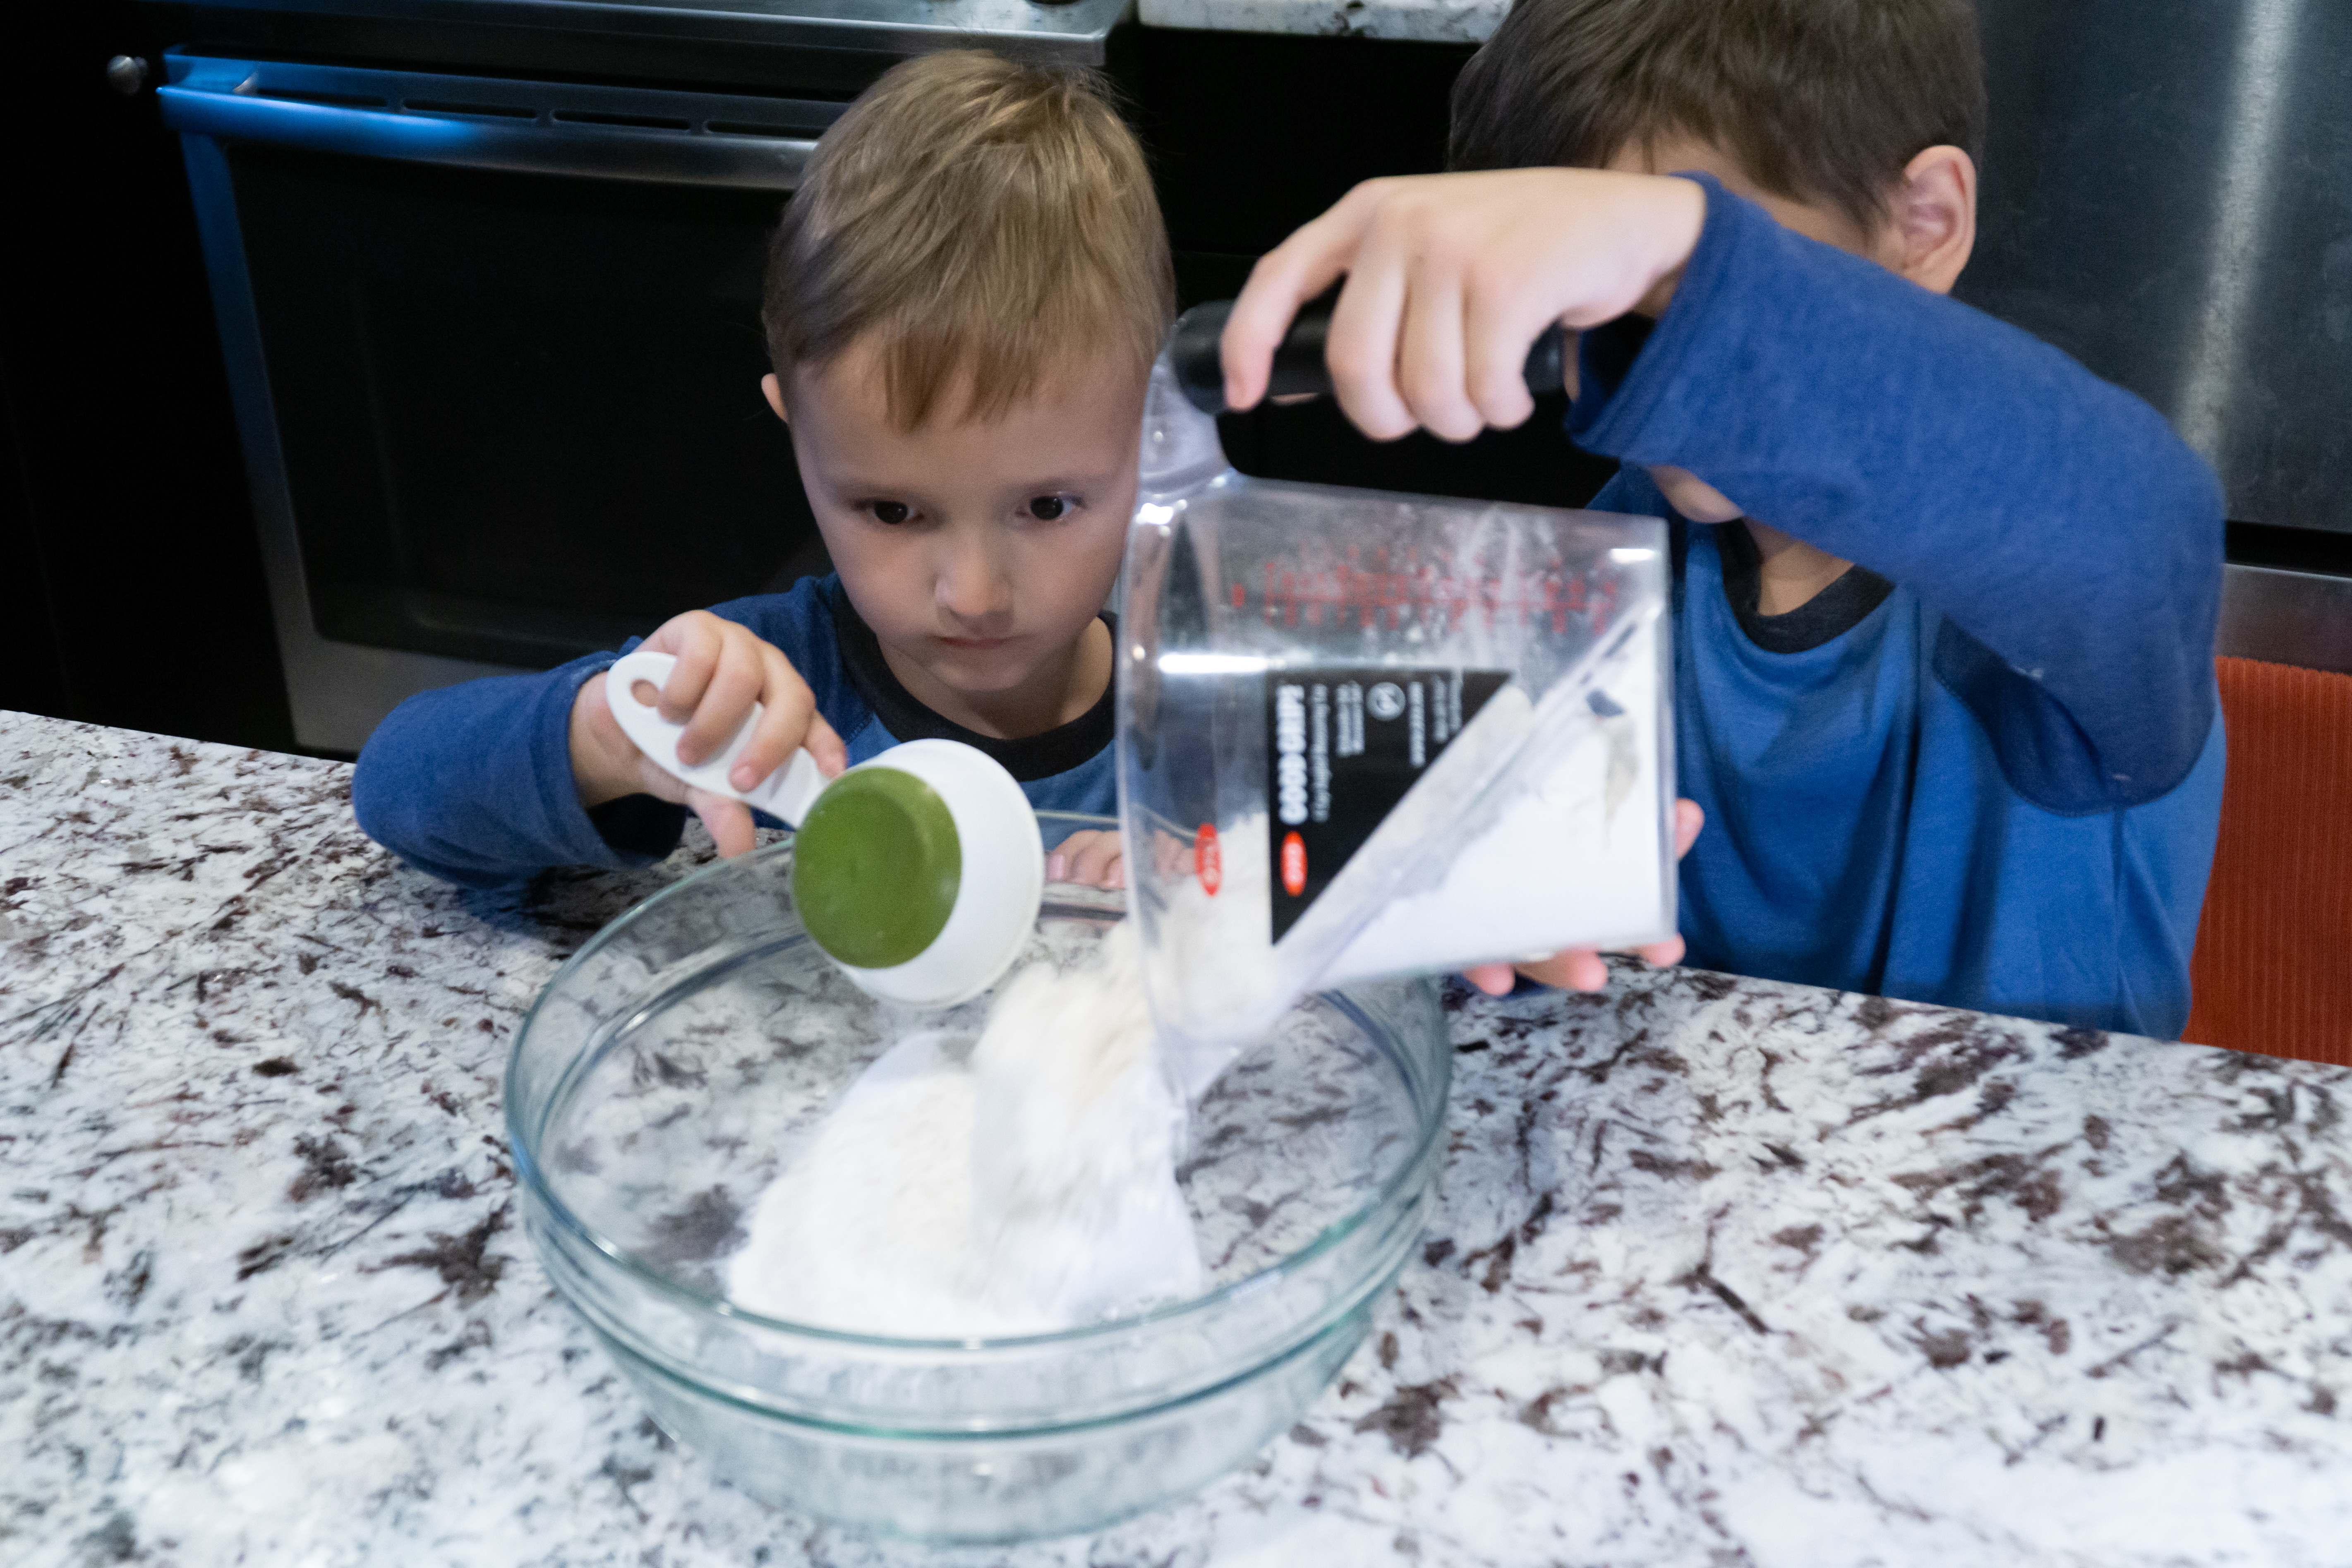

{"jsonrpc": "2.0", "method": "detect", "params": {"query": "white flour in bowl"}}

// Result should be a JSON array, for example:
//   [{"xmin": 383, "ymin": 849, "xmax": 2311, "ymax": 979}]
[
  {"xmin": 724, "ymin": 921, "xmax": 1203, "ymax": 1338},
  {"xmin": 724, "ymin": 617, "xmax": 1663, "ymax": 1337}
]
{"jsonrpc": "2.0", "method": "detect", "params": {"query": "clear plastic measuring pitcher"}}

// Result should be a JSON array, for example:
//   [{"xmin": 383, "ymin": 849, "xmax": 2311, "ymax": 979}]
[{"xmin": 1118, "ymin": 329, "xmax": 1677, "ymax": 1079}]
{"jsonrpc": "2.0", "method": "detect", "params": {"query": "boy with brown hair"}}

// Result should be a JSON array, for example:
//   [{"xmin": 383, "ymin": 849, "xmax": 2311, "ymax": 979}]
[
  {"xmin": 354, "ymin": 51, "xmax": 1168, "ymax": 885},
  {"xmin": 1223, "ymin": 0, "xmax": 2226, "ymax": 1036}
]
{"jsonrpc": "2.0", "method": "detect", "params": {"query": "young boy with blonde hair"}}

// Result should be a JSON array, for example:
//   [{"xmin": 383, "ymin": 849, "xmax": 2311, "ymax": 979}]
[
  {"xmin": 1223, "ymin": 0, "xmax": 2225, "ymax": 1036},
  {"xmin": 355, "ymin": 51, "xmax": 1168, "ymax": 885}
]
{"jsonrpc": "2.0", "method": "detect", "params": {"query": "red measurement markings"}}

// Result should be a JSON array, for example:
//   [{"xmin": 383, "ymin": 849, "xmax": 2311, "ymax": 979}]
[{"xmin": 1245, "ymin": 554, "xmax": 1618, "ymax": 633}]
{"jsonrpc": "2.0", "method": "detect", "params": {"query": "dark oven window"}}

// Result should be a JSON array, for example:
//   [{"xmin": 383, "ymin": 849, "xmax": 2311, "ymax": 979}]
[{"xmin": 233, "ymin": 145, "xmax": 827, "ymax": 669}]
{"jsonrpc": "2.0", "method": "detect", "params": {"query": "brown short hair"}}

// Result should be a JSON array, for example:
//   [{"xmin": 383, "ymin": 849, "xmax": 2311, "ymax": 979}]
[
  {"xmin": 763, "ymin": 50, "xmax": 1174, "ymax": 431},
  {"xmin": 1448, "ymin": 0, "xmax": 1985, "ymax": 233}
]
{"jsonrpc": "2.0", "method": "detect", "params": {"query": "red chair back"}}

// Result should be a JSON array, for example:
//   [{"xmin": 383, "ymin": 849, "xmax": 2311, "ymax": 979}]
[{"xmin": 2182, "ymin": 656, "xmax": 2352, "ymax": 1064}]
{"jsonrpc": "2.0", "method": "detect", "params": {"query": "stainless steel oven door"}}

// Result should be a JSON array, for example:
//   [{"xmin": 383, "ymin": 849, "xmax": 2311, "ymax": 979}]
[{"xmin": 163, "ymin": 53, "xmax": 840, "ymax": 752}]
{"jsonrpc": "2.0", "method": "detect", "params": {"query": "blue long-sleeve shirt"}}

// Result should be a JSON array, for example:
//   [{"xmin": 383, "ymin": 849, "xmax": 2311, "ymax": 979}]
[
  {"xmin": 1571, "ymin": 176, "xmax": 2225, "ymax": 1037},
  {"xmin": 352, "ymin": 575, "xmax": 1117, "ymax": 889},
  {"xmin": 357, "ymin": 177, "xmax": 2223, "ymax": 1038}
]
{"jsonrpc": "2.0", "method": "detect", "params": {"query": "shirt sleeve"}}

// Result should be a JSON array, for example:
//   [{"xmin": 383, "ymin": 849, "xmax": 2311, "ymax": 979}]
[
  {"xmin": 1567, "ymin": 175, "xmax": 2224, "ymax": 813},
  {"xmin": 351, "ymin": 577, "xmax": 857, "ymax": 889},
  {"xmin": 350, "ymin": 650, "xmax": 670, "ymax": 890}
]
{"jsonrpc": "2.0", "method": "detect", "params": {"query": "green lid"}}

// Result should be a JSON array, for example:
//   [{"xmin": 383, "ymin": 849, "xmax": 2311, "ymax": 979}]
[{"xmin": 790, "ymin": 767, "xmax": 961, "ymax": 969}]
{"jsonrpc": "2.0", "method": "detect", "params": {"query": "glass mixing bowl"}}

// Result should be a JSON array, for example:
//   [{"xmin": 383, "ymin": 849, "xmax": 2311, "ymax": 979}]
[{"xmin": 508, "ymin": 812, "xmax": 1449, "ymax": 1544}]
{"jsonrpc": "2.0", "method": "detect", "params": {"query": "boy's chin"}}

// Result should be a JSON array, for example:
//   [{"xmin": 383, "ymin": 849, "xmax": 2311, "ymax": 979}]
[
  {"xmin": 882, "ymin": 622, "xmax": 1100, "ymax": 711},
  {"xmin": 914, "ymin": 643, "xmax": 1048, "ymax": 695}
]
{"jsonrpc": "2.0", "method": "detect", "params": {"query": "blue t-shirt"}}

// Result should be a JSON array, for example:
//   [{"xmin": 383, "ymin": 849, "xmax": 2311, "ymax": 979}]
[
  {"xmin": 352, "ymin": 574, "xmax": 1116, "ymax": 889},
  {"xmin": 1568, "ymin": 177, "xmax": 2225, "ymax": 1038}
]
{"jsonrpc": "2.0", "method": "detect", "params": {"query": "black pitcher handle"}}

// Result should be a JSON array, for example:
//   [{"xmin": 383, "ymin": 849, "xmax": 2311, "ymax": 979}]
[{"xmin": 1169, "ymin": 293, "xmax": 1569, "ymax": 416}]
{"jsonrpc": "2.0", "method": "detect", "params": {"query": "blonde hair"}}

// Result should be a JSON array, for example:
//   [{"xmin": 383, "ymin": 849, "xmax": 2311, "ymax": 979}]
[{"xmin": 763, "ymin": 50, "xmax": 1175, "ymax": 432}]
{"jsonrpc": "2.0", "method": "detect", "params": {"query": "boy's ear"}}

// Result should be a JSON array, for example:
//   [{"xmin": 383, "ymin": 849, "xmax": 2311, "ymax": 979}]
[
  {"xmin": 1892, "ymin": 145, "xmax": 1976, "ymax": 296},
  {"xmin": 761, "ymin": 372, "xmax": 791, "ymax": 424}
]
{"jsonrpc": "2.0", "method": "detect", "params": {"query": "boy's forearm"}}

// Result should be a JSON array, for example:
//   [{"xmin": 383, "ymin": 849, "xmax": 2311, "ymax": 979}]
[
  {"xmin": 1571, "ymin": 177, "xmax": 2223, "ymax": 807},
  {"xmin": 352, "ymin": 655, "xmax": 683, "ymax": 888}
]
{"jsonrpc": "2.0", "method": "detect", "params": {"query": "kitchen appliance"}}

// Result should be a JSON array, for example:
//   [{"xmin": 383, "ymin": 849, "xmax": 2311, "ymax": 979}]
[
  {"xmin": 506, "ymin": 812, "xmax": 1449, "ymax": 1541},
  {"xmin": 1961, "ymin": 0, "xmax": 2352, "ymax": 672},
  {"xmin": 132, "ymin": 0, "xmax": 2352, "ymax": 765},
  {"xmin": 155, "ymin": 0, "xmax": 1133, "ymax": 753}
]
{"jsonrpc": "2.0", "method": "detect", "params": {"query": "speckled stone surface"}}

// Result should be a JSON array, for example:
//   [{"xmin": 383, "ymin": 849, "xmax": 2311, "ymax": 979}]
[
  {"xmin": 5, "ymin": 710, "xmax": 2349, "ymax": 1567},
  {"xmin": 1139, "ymin": 0, "xmax": 1504, "ymax": 45}
]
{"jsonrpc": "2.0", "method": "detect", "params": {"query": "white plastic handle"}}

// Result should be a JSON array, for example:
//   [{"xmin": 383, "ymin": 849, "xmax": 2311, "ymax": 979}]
[{"xmin": 604, "ymin": 648, "xmax": 828, "ymax": 825}]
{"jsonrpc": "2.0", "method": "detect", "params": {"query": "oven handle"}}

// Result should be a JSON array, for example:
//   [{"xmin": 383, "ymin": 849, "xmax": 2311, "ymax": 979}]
[{"xmin": 157, "ymin": 71, "xmax": 816, "ymax": 191}]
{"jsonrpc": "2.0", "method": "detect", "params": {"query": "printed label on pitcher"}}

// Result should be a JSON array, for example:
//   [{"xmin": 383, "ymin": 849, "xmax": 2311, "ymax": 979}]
[{"xmin": 1264, "ymin": 666, "xmax": 1507, "ymax": 940}]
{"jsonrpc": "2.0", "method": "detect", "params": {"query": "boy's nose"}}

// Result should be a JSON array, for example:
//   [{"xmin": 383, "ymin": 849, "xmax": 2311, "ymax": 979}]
[{"xmin": 934, "ymin": 533, "xmax": 1016, "ymax": 629}]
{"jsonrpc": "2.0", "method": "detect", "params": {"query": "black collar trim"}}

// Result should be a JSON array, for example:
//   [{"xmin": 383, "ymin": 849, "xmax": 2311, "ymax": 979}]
[
  {"xmin": 1715, "ymin": 522, "xmax": 1895, "ymax": 654},
  {"xmin": 827, "ymin": 580, "xmax": 1115, "ymax": 782}
]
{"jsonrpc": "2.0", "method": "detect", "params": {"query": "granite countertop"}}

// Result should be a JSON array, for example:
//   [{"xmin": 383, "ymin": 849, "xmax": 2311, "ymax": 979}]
[
  {"xmin": 5, "ymin": 710, "xmax": 2348, "ymax": 1567},
  {"xmin": 1137, "ymin": 0, "xmax": 1503, "ymax": 45},
  {"xmin": 180, "ymin": 0, "xmax": 1498, "ymax": 49},
  {"xmin": 176, "ymin": 0, "xmax": 1141, "ymax": 65}
]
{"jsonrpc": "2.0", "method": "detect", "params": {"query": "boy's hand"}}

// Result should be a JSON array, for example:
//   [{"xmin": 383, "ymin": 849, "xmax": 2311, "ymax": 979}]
[
  {"xmin": 569, "ymin": 610, "xmax": 848, "ymax": 858},
  {"xmin": 1222, "ymin": 168, "xmax": 1707, "ymax": 443},
  {"xmin": 1463, "ymin": 799, "xmax": 1705, "ymax": 997},
  {"xmin": 1048, "ymin": 829, "xmax": 1124, "ymax": 889}
]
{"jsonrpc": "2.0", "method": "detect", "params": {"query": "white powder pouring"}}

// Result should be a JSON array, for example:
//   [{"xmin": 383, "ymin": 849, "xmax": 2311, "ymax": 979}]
[
  {"xmin": 1140, "ymin": 612, "xmax": 1669, "ymax": 1080},
  {"xmin": 727, "ymin": 619, "xmax": 1665, "ymax": 1336},
  {"xmin": 725, "ymin": 921, "xmax": 1203, "ymax": 1338}
]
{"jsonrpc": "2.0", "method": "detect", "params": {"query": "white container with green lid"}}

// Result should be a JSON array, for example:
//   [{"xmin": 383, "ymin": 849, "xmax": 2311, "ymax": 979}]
[{"xmin": 606, "ymin": 649, "xmax": 1042, "ymax": 1009}]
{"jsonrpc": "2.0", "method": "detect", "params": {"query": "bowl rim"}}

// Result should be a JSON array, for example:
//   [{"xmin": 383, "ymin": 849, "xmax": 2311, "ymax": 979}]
[{"xmin": 506, "ymin": 810, "xmax": 1449, "ymax": 1354}]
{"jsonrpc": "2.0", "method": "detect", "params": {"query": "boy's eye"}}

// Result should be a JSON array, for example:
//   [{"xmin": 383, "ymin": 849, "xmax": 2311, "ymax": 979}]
[
  {"xmin": 868, "ymin": 500, "xmax": 911, "ymax": 525},
  {"xmin": 1026, "ymin": 494, "xmax": 1073, "ymax": 522}
]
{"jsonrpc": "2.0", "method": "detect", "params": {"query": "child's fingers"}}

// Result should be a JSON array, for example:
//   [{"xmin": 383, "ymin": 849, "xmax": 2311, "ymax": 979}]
[
  {"xmin": 1221, "ymin": 187, "xmax": 1381, "ymax": 410},
  {"xmin": 728, "ymin": 644, "xmax": 822, "ymax": 792},
  {"xmin": 1153, "ymin": 830, "xmax": 1195, "ymax": 880},
  {"xmin": 687, "ymin": 791, "xmax": 758, "ymax": 859},
  {"xmin": 1464, "ymin": 962, "xmax": 1517, "ymax": 996},
  {"xmin": 1634, "ymin": 934, "xmax": 1687, "ymax": 969},
  {"xmin": 1046, "ymin": 830, "xmax": 1091, "ymax": 884},
  {"xmin": 1046, "ymin": 831, "xmax": 1116, "ymax": 887},
  {"xmin": 1526, "ymin": 949, "xmax": 1613, "ymax": 992},
  {"xmin": 1324, "ymin": 230, "xmax": 1418, "ymax": 441},
  {"xmin": 644, "ymin": 613, "xmax": 725, "ymax": 729},
  {"xmin": 1537, "ymin": 936, "xmax": 1686, "ymax": 988},
  {"xmin": 1672, "ymin": 799, "xmax": 1705, "ymax": 859},
  {"xmin": 1464, "ymin": 949, "xmax": 1609, "ymax": 995},
  {"xmin": 1475, "ymin": 949, "xmax": 1606, "ymax": 993},
  {"xmin": 675, "ymin": 636, "xmax": 767, "ymax": 767},
  {"xmin": 1454, "ymin": 799, "xmax": 1702, "ymax": 1000},
  {"xmin": 801, "ymin": 711, "xmax": 848, "ymax": 781},
  {"xmin": 596, "ymin": 616, "xmax": 844, "ymax": 810},
  {"xmin": 1395, "ymin": 266, "xmax": 1484, "ymax": 444},
  {"xmin": 1462, "ymin": 287, "xmax": 1550, "ymax": 432},
  {"xmin": 1066, "ymin": 832, "xmax": 1125, "ymax": 889}
]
